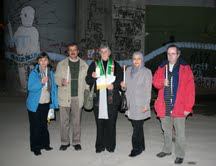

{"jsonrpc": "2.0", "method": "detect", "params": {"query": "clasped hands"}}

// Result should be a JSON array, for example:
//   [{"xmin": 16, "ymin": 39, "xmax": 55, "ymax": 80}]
[{"xmin": 92, "ymin": 72, "xmax": 114, "ymax": 90}]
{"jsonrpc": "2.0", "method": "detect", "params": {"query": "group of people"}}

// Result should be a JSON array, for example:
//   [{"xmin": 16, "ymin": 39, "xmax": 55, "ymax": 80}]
[{"xmin": 26, "ymin": 42, "xmax": 195, "ymax": 165}]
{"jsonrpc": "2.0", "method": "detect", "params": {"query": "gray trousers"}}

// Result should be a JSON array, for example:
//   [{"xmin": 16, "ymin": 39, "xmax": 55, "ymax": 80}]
[
  {"xmin": 60, "ymin": 97, "xmax": 81, "ymax": 146},
  {"xmin": 160, "ymin": 116, "xmax": 186, "ymax": 158}
]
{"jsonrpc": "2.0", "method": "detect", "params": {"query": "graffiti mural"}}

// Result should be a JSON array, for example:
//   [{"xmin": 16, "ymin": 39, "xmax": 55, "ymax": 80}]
[
  {"xmin": 79, "ymin": 0, "xmax": 105, "ymax": 58},
  {"xmin": 190, "ymin": 51, "xmax": 210, "ymax": 78},
  {"xmin": 4, "ymin": 0, "xmax": 75, "ymax": 91},
  {"xmin": 196, "ymin": 77, "xmax": 216, "ymax": 88},
  {"xmin": 190, "ymin": 51, "xmax": 216, "ymax": 88},
  {"xmin": 112, "ymin": 5, "xmax": 145, "ymax": 60},
  {"xmin": 144, "ymin": 42, "xmax": 216, "ymax": 89},
  {"xmin": 5, "ymin": 0, "xmax": 62, "ymax": 52},
  {"xmin": 7, "ymin": 6, "xmax": 40, "ymax": 91}
]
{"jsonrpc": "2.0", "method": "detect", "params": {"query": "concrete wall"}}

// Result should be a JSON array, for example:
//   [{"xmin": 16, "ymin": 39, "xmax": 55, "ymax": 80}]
[
  {"xmin": 2, "ymin": 0, "xmax": 216, "ymax": 93},
  {"xmin": 3, "ymin": 0, "xmax": 75, "ymax": 91},
  {"xmin": 0, "ymin": 0, "xmax": 5, "ymax": 91},
  {"xmin": 76, "ymin": 0, "xmax": 146, "ymax": 60},
  {"xmin": 4, "ymin": 0, "xmax": 76, "ymax": 54},
  {"xmin": 112, "ymin": 0, "xmax": 145, "ymax": 60},
  {"xmin": 75, "ymin": 0, "xmax": 112, "ymax": 59},
  {"xmin": 145, "ymin": 0, "xmax": 216, "ymax": 7},
  {"xmin": 145, "ymin": 6, "xmax": 216, "ymax": 92}
]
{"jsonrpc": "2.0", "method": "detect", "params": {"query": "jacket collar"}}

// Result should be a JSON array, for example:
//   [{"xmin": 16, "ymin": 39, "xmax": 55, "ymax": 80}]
[
  {"xmin": 64, "ymin": 56, "xmax": 86, "ymax": 69},
  {"xmin": 160, "ymin": 58, "xmax": 188, "ymax": 68}
]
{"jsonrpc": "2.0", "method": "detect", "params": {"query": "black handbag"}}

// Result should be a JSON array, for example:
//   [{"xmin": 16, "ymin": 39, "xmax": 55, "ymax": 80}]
[{"xmin": 119, "ymin": 90, "xmax": 128, "ymax": 113}]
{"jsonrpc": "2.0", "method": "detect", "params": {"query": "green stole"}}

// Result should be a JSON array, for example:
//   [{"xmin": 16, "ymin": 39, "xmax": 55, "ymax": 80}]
[
  {"xmin": 97, "ymin": 57, "xmax": 113, "ymax": 76},
  {"xmin": 96, "ymin": 57, "xmax": 113, "ymax": 119}
]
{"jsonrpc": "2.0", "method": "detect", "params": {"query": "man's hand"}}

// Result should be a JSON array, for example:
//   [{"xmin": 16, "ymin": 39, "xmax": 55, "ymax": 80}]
[
  {"xmin": 107, "ymin": 84, "xmax": 114, "ymax": 90},
  {"xmin": 184, "ymin": 111, "xmax": 190, "ymax": 117},
  {"xmin": 163, "ymin": 79, "xmax": 169, "ymax": 87}
]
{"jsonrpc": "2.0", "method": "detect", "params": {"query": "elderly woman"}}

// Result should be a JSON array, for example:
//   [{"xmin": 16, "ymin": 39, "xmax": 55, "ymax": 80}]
[
  {"xmin": 26, "ymin": 52, "xmax": 58, "ymax": 156},
  {"xmin": 86, "ymin": 43, "xmax": 123, "ymax": 153},
  {"xmin": 121, "ymin": 52, "xmax": 152, "ymax": 157}
]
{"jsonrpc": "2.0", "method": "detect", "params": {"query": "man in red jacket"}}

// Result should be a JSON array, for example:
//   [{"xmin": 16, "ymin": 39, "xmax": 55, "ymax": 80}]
[{"xmin": 153, "ymin": 45, "xmax": 195, "ymax": 164}]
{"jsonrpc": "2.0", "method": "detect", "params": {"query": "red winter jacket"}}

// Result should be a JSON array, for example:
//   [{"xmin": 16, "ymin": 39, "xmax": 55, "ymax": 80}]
[{"xmin": 152, "ymin": 60, "xmax": 195, "ymax": 118}]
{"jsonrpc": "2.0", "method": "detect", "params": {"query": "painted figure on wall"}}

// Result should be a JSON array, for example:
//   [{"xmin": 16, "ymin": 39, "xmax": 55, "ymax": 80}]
[{"xmin": 9, "ymin": 6, "xmax": 40, "ymax": 91}]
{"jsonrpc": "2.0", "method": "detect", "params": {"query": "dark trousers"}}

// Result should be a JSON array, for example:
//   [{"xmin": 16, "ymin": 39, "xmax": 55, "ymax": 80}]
[
  {"xmin": 130, "ymin": 119, "xmax": 145, "ymax": 153},
  {"xmin": 94, "ymin": 105, "xmax": 118, "ymax": 152},
  {"xmin": 28, "ymin": 103, "xmax": 50, "ymax": 152}
]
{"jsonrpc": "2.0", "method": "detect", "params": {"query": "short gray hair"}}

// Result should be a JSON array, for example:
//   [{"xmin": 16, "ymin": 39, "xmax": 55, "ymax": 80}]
[{"xmin": 99, "ymin": 42, "xmax": 110, "ymax": 51}]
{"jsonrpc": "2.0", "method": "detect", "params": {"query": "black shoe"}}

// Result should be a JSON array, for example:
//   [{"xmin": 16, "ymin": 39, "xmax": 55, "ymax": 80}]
[
  {"xmin": 129, "ymin": 150, "xmax": 142, "ymax": 157},
  {"xmin": 73, "ymin": 144, "xmax": 82, "ymax": 151},
  {"xmin": 59, "ymin": 144, "xmax": 70, "ymax": 151},
  {"xmin": 33, "ymin": 150, "xmax": 42, "ymax": 156},
  {"xmin": 44, "ymin": 147, "xmax": 53, "ymax": 151},
  {"xmin": 96, "ymin": 148, "xmax": 105, "ymax": 153},
  {"xmin": 107, "ymin": 149, "xmax": 114, "ymax": 153},
  {"xmin": 175, "ymin": 157, "xmax": 184, "ymax": 164},
  {"xmin": 156, "ymin": 152, "xmax": 172, "ymax": 158}
]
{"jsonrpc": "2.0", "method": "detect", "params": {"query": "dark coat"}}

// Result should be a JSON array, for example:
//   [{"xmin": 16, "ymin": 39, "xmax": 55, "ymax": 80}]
[{"xmin": 85, "ymin": 60, "xmax": 123, "ymax": 108}]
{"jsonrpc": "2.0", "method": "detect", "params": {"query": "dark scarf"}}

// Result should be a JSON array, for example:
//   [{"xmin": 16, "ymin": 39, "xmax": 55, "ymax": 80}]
[{"xmin": 164, "ymin": 60, "xmax": 180, "ymax": 116}]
